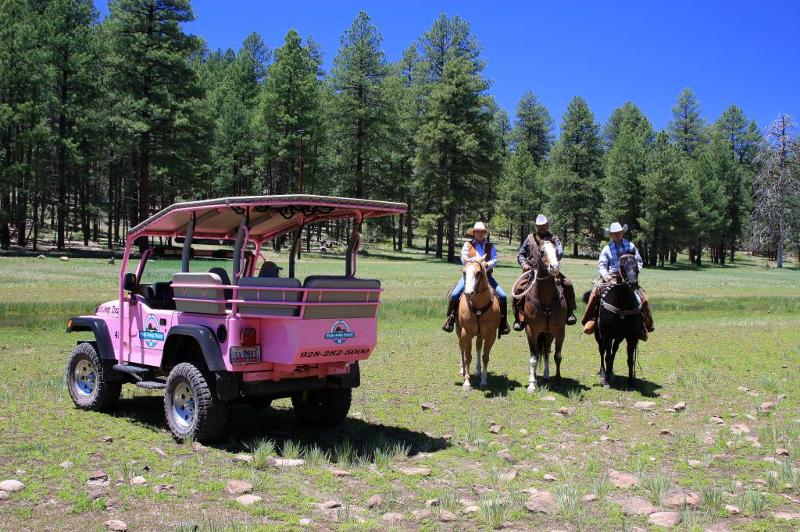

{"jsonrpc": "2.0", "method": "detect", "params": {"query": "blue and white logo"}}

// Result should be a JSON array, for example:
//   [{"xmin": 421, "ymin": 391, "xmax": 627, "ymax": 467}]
[
  {"xmin": 325, "ymin": 320, "xmax": 356, "ymax": 345},
  {"xmin": 139, "ymin": 314, "xmax": 165, "ymax": 348}
]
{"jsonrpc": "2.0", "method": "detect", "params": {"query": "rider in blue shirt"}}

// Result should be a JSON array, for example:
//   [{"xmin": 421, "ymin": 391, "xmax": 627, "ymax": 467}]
[
  {"xmin": 442, "ymin": 221, "xmax": 510, "ymax": 336},
  {"xmin": 582, "ymin": 222, "xmax": 655, "ymax": 339}
]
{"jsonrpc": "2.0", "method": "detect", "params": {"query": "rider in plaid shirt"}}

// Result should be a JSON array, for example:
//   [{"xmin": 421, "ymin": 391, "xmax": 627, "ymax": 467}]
[{"xmin": 582, "ymin": 222, "xmax": 654, "ymax": 340}]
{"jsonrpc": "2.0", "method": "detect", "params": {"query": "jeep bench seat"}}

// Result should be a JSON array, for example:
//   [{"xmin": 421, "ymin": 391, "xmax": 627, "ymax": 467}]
[
  {"xmin": 302, "ymin": 275, "xmax": 381, "ymax": 320},
  {"xmin": 237, "ymin": 277, "xmax": 303, "ymax": 317},
  {"xmin": 172, "ymin": 272, "xmax": 227, "ymax": 314}
]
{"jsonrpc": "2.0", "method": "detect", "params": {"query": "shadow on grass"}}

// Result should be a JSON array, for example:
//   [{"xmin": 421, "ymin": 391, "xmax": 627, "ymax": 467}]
[
  {"xmin": 589, "ymin": 374, "xmax": 662, "ymax": 398},
  {"xmin": 534, "ymin": 376, "xmax": 591, "ymax": 398},
  {"xmin": 112, "ymin": 395, "xmax": 451, "ymax": 458}
]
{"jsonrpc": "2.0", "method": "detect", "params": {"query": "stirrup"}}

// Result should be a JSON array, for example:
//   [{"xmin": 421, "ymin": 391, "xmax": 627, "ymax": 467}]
[
  {"xmin": 499, "ymin": 321, "xmax": 510, "ymax": 336},
  {"xmin": 442, "ymin": 316, "xmax": 455, "ymax": 333},
  {"xmin": 512, "ymin": 320, "xmax": 524, "ymax": 331},
  {"xmin": 566, "ymin": 312, "xmax": 577, "ymax": 326}
]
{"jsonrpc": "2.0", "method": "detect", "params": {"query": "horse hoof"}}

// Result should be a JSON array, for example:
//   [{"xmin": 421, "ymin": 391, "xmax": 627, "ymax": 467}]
[
  {"xmin": 527, "ymin": 385, "xmax": 536, "ymax": 394},
  {"xmin": 463, "ymin": 382, "xmax": 472, "ymax": 391},
  {"xmin": 602, "ymin": 383, "xmax": 610, "ymax": 389}
]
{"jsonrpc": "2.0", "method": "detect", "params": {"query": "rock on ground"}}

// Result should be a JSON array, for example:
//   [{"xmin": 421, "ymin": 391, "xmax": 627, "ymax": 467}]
[
  {"xmin": 622, "ymin": 496, "xmax": 659, "ymax": 516},
  {"xmin": 704, "ymin": 523, "xmax": 732, "ymax": 532},
  {"xmin": 0, "ymin": 480, "xmax": 24, "ymax": 493},
  {"xmin": 439, "ymin": 509, "xmax": 456, "ymax": 522},
  {"xmin": 773, "ymin": 511, "xmax": 800, "ymax": 520},
  {"xmin": 412, "ymin": 509, "xmax": 432, "ymax": 520},
  {"xmin": 236, "ymin": 494, "xmax": 262, "ymax": 506},
  {"xmin": 730, "ymin": 423, "xmax": 750, "ymax": 434},
  {"xmin": 634, "ymin": 401, "xmax": 656, "ymax": 410},
  {"xmin": 663, "ymin": 489, "xmax": 700, "ymax": 508},
  {"xmin": 104, "ymin": 520, "xmax": 128, "ymax": 531},
  {"xmin": 224, "ymin": 479, "xmax": 253, "ymax": 495},
  {"xmin": 365, "ymin": 494, "xmax": 383, "ymax": 508},
  {"xmin": 609, "ymin": 470, "xmax": 639, "ymax": 488},
  {"xmin": 0, "ymin": 491, "xmax": 9, "ymax": 500},
  {"xmin": 129, "ymin": 476, "xmax": 146, "ymax": 486},
  {"xmin": 724, "ymin": 504, "xmax": 740, "ymax": 514},
  {"xmin": 381, "ymin": 512, "xmax": 404, "ymax": 523},
  {"xmin": 649, "ymin": 511, "xmax": 681, "ymax": 527},
  {"xmin": 524, "ymin": 490, "xmax": 556, "ymax": 514},
  {"xmin": 398, "ymin": 466, "xmax": 431, "ymax": 476},
  {"xmin": 320, "ymin": 500, "xmax": 341, "ymax": 510},
  {"xmin": 273, "ymin": 458, "xmax": 304, "ymax": 468}
]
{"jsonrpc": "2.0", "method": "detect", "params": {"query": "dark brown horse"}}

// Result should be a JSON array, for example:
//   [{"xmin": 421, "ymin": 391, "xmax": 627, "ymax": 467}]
[
  {"xmin": 513, "ymin": 240, "xmax": 568, "ymax": 392},
  {"xmin": 583, "ymin": 254, "xmax": 642, "ymax": 388}
]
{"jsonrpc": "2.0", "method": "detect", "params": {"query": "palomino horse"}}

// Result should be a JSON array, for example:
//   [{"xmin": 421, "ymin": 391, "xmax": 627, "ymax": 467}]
[
  {"xmin": 514, "ymin": 240, "xmax": 568, "ymax": 392},
  {"xmin": 456, "ymin": 255, "xmax": 501, "ymax": 389},
  {"xmin": 585, "ymin": 253, "xmax": 642, "ymax": 388}
]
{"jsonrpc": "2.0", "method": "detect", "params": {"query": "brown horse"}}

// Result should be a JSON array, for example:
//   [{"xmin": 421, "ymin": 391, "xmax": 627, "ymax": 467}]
[
  {"xmin": 457, "ymin": 255, "xmax": 501, "ymax": 390},
  {"xmin": 514, "ymin": 240, "xmax": 568, "ymax": 392}
]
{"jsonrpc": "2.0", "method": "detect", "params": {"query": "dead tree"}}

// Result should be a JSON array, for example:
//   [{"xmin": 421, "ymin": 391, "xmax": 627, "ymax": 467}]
[{"xmin": 752, "ymin": 114, "xmax": 799, "ymax": 268}]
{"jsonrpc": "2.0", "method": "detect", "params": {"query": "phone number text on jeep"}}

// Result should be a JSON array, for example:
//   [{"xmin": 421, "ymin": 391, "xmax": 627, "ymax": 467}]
[{"xmin": 299, "ymin": 347, "xmax": 370, "ymax": 358}]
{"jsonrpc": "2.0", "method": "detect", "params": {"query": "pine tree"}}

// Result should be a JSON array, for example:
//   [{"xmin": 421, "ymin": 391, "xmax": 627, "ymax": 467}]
[
  {"xmin": 496, "ymin": 149, "xmax": 542, "ymax": 243},
  {"xmin": 640, "ymin": 132, "xmax": 697, "ymax": 266},
  {"xmin": 604, "ymin": 101, "xmax": 653, "ymax": 149},
  {"xmin": 43, "ymin": 0, "xmax": 101, "ymax": 249},
  {"xmin": 668, "ymin": 88, "xmax": 705, "ymax": 156},
  {"xmin": 602, "ymin": 105, "xmax": 653, "ymax": 247},
  {"xmin": 329, "ymin": 11, "xmax": 390, "ymax": 198},
  {"xmin": 689, "ymin": 137, "xmax": 730, "ymax": 265},
  {"xmin": 547, "ymin": 96, "xmax": 604, "ymax": 255},
  {"xmin": 255, "ymin": 29, "xmax": 320, "ymax": 194},
  {"xmin": 414, "ymin": 56, "xmax": 499, "ymax": 262},
  {"xmin": 106, "ymin": 0, "xmax": 205, "ymax": 248},
  {"xmin": 513, "ymin": 91, "xmax": 553, "ymax": 165}
]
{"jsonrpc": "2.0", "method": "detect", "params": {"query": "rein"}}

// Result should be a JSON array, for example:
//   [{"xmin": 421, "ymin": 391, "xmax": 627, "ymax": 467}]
[{"xmin": 464, "ymin": 262, "xmax": 495, "ymax": 317}]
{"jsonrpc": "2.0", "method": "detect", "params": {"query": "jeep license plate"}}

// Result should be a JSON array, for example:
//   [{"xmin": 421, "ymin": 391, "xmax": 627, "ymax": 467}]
[{"xmin": 230, "ymin": 346, "xmax": 261, "ymax": 365}]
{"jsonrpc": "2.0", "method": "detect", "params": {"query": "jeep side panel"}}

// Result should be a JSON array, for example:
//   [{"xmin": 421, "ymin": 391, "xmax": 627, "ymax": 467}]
[
  {"xmin": 163, "ymin": 325, "xmax": 226, "ymax": 372},
  {"xmin": 66, "ymin": 317, "xmax": 116, "ymax": 361}
]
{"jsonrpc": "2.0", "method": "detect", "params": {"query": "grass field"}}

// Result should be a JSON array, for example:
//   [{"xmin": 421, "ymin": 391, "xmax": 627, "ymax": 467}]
[{"xmin": 0, "ymin": 246, "xmax": 798, "ymax": 530}]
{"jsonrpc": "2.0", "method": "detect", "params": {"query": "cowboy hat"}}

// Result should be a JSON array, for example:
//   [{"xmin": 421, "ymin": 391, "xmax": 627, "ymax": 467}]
[
  {"xmin": 535, "ymin": 214, "xmax": 548, "ymax": 225},
  {"xmin": 608, "ymin": 222, "xmax": 629, "ymax": 234},
  {"xmin": 466, "ymin": 221, "xmax": 488, "ymax": 236}
]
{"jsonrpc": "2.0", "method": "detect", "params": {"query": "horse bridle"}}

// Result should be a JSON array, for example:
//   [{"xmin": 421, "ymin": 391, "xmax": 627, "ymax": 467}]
[
  {"xmin": 463, "ymin": 260, "xmax": 495, "ymax": 316},
  {"xmin": 600, "ymin": 254, "xmax": 641, "ymax": 317}
]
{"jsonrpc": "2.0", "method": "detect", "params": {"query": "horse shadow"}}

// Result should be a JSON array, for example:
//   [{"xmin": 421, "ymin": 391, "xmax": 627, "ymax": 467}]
[
  {"xmin": 535, "ymin": 376, "xmax": 590, "ymax": 398},
  {"xmin": 109, "ymin": 393, "xmax": 451, "ymax": 458},
  {"xmin": 591, "ymin": 374, "xmax": 662, "ymax": 398},
  {"xmin": 451, "ymin": 372, "xmax": 524, "ymax": 398}
]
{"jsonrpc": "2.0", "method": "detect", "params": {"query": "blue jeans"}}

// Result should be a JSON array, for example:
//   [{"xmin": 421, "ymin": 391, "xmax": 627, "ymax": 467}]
[{"xmin": 450, "ymin": 275, "xmax": 507, "ymax": 303}]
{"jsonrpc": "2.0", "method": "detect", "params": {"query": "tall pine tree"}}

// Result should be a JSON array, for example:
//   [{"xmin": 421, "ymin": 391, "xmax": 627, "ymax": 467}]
[{"xmin": 547, "ymin": 96, "xmax": 604, "ymax": 255}]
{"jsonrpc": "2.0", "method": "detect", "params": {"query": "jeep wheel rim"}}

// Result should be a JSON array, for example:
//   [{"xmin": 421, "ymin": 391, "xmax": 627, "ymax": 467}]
[
  {"xmin": 172, "ymin": 382, "xmax": 196, "ymax": 430},
  {"xmin": 74, "ymin": 359, "xmax": 97, "ymax": 398}
]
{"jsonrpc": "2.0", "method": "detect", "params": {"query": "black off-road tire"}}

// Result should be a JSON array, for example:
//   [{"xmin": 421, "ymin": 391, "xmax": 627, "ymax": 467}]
[
  {"xmin": 164, "ymin": 363, "xmax": 227, "ymax": 443},
  {"xmin": 291, "ymin": 387, "xmax": 352, "ymax": 428},
  {"xmin": 66, "ymin": 343, "xmax": 121, "ymax": 412}
]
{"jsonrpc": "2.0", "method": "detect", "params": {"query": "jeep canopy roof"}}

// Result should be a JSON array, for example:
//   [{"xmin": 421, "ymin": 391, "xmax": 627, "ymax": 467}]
[{"xmin": 128, "ymin": 195, "xmax": 407, "ymax": 241}]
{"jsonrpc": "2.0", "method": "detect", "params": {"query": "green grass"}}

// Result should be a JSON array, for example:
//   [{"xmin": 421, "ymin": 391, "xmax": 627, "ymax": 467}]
[{"xmin": 0, "ymin": 247, "xmax": 799, "ymax": 529}]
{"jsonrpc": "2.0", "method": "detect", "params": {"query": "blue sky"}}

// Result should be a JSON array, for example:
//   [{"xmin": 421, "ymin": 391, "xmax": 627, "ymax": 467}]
[{"xmin": 96, "ymin": 1, "xmax": 800, "ymax": 133}]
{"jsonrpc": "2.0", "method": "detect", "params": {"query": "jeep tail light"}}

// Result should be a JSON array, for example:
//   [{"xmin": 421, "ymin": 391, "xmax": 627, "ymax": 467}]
[{"xmin": 240, "ymin": 327, "xmax": 257, "ymax": 347}]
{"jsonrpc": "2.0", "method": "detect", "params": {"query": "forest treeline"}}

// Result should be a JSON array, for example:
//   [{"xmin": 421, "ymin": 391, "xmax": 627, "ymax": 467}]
[{"xmin": 1, "ymin": 0, "xmax": 798, "ymax": 266}]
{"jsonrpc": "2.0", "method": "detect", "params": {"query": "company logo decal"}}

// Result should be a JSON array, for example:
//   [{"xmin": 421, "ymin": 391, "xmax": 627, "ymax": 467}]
[
  {"xmin": 138, "ymin": 314, "xmax": 165, "ymax": 348},
  {"xmin": 324, "ymin": 320, "xmax": 356, "ymax": 345}
]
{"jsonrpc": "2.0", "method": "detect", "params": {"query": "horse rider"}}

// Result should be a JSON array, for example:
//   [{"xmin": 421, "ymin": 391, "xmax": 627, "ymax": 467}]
[
  {"xmin": 582, "ymin": 221, "xmax": 655, "ymax": 340},
  {"xmin": 512, "ymin": 214, "xmax": 577, "ymax": 331},
  {"xmin": 442, "ymin": 221, "xmax": 511, "ymax": 336}
]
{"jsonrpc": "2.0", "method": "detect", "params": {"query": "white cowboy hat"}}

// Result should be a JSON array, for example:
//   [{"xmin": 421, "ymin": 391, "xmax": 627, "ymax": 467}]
[
  {"xmin": 535, "ymin": 214, "xmax": 548, "ymax": 225},
  {"xmin": 466, "ymin": 221, "xmax": 488, "ymax": 236},
  {"xmin": 608, "ymin": 222, "xmax": 629, "ymax": 234}
]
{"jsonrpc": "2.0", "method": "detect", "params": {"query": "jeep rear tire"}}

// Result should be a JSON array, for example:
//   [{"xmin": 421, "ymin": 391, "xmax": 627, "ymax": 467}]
[
  {"xmin": 66, "ymin": 343, "xmax": 121, "ymax": 412},
  {"xmin": 291, "ymin": 388, "xmax": 352, "ymax": 428},
  {"xmin": 164, "ymin": 363, "xmax": 227, "ymax": 443}
]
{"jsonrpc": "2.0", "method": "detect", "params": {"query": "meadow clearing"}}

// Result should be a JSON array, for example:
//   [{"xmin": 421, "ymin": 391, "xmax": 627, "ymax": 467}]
[{"xmin": 0, "ymin": 247, "xmax": 798, "ymax": 530}]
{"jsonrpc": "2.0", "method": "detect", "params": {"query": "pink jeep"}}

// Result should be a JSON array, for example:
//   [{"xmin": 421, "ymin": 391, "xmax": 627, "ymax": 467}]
[{"xmin": 66, "ymin": 195, "xmax": 406, "ymax": 442}]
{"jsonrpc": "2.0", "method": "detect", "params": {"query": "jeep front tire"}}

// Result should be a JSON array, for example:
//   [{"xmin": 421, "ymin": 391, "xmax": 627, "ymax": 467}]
[
  {"xmin": 164, "ymin": 363, "xmax": 227, "ymax": 443},
  {"xmin": 66, "ymin": 343, "xmax": 121, "ymax": 412}
]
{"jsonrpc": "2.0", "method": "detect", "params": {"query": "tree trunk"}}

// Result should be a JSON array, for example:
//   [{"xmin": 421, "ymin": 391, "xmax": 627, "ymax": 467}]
[
  {"xmin": 405, "ymin": 195, "xmax": 413, "ymax": 248},
  {"xmin": 446, "ymin": 207, "xmax": 456, "ymax": 263},
  {"xmin": 137, "ymin": 131, "xmax": 150, "ymax": 252},
  {"xmin": 397, "ymin": 214, "xmax": 403, "ymax": 252},
  {"xmin": 435, "ymin": 217, "xmax": 443, "ymax": 259}
]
